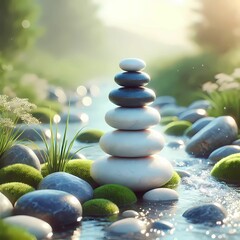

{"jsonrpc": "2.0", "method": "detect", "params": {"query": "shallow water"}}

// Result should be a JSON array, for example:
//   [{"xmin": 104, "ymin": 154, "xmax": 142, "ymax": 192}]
[{"xmin": 51, "ymin": 83, "xmax": 240, "ymax": 240}]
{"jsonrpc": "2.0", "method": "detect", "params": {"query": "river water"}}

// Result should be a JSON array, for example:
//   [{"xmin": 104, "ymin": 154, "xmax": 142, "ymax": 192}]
[{"xmin": 52, "ymin": 82, "xmax": 240, "ymax": 240}]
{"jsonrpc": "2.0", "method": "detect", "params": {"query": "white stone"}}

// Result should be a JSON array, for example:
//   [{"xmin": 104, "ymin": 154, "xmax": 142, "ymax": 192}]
[
  {"xmin": 108, "ymin": 218, "xmax": 146, "ymax": 234},
  {"xmin": 4, "ymin": 215, "xmax": 53, "ymax": 239},
  {"xmin": 91, "ymin": 155, "xmax": 173, "ymax": 191},
  {"xmin": 105, "ymin": 107, "xmax": 160, "ymax": 130},
  {"xmin": 119, "ymin": 58, "xmax": 146, "ymax": 72},
  {"xmin": 122, "ymin": 210, "xmax": 139, "ymax": 218},
  {"xmin": 100, "ymin": 129, "xmax": 165, "ymax": 157},
  {"xmin": 143, "ymin": 188, "xmax": 179, "ymax": 202},
  {"xmin": 0, "ymin": 192, "xmax": 13, "ymax": 218}
]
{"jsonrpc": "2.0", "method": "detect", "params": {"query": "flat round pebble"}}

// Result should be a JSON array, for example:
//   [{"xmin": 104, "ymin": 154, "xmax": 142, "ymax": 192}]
[
  {"xmin": 114, "ymin": 72, "xmax": 150, "ymax": 87},
  {"xmin": 0, "ymin": 192, "xmax": 13, "ymax": 218},
  {"xmin": 38, "ymin": 172, "xmax": 93, "ymax": 203},
  {"xmin": 4, "ymin": 215, "xmax": 53, "ymax": 239},
  {"xmin": 122, "ymin": 210, "xmax": 139, "ymax": 218},
  {"xmin": 14, "ymin": 189, "xmax": 82, "ymax": 228},
  {"xmin": 150, "ymin": 220, "xmax": 174, "ymax": 230},
  {"xmin": 108, "ymin": 218, "xmax": 146, "ymax": 234},
  {"xmin": 91, "ymin": 155, "xmax": 173, "ymax": 191},
  {"xmin": 105, "ymin": 107, "xmax": 160, "ymax": 130},
  {"xmin": 143, "ymin": 188, "xmax": 179, "ymax": 202},
  {"xmin": 182, "ymin": 203, "xmax": 227, "ymax": 225},
  {"xmin": 119, "ymin": 58, "xmax": 146, "ymax": 72},
  {"xmin": 178, "ymin": 109, "xmax": 207, "ymax": 123},
  {"xmin": 100, "ymin": 129, "xmax": 165, "ymax": 157},
  {"xmin": 109, "ymin": 87, "xmax": 156, "ymax": 107}
]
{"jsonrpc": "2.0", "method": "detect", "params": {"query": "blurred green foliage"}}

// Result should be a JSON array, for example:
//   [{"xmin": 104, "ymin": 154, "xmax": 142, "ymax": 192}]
[
  {"xmin": 150, "ymin": 51, "xmax": 240, "ymax": 105},
  {"xmin": 193, "ymin": 0, "xmax": 240, "ymax": 54},
  {"xmin": 0, "ymin": 0, "xmax": 39, "ymax": 58}
]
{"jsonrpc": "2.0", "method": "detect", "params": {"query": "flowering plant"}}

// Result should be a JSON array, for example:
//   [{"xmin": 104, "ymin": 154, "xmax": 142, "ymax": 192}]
[{"xmin": 0, "ymin": 95, "xmax": 39, "ymax": 157}]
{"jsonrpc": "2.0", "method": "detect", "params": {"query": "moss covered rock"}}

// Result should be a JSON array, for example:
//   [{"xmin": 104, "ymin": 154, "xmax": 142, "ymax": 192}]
[
  {"xmin": 0, "ymin": 164, "xmax": 43, "ymax": 188},
  {"xmin": 82, "ymin": 198, "xmax": 119, "ymax": 217},
  {"xmin": 160, "ymin": 116, "xmax": 178, "ymax": 126},
  {"xmin": 211, "ymin": 153, "xmax": 240, "ymax": 184},
  {"xmin": 164, "ymin": 120, "xmax": 192, "ymax": 136},
  {"xmin": 0, "ymin": 219, "xmax": 36, "ymax": 240},
  {"xmin": 65, "ymin": 159, "xmax": 98, "ymax": 188},
  {"xmin": 93, "ymin": 184, "xmax": 137, "ymax": 207},
  {"xmin": 0, "ymin": 182, "xmax": 34, "ymax": 204},
  {"xmin": 32, "ymin": 107, "xmax": 59, "ymax": 123},
  {"xmin": 162, "ymin": 171, "xmax": 181, "ymax": 189},
  {"xmin": 77, "ymin": 129, "xmax": 104, "ymax": 143}
]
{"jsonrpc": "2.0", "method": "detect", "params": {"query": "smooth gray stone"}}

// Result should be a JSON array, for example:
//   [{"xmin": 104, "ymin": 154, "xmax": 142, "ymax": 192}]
[
  {"xmin": 150, "ymin": 220, "xmax": 174, "ymax": 230},
  {"xmin": 175, "ymin": 170, "xmax": 191, "ymax": 178},
  {"xmin": 60, "ymin": 112, "xmax": 83, "ymax": 123},
  {"xmin": 188, "ymin": 100, "xmax": 211, "ymax": 110},
  {"xmin": 122, "ymin": 210, "xmax": 139, "ymax": 218},
  {"xmin": 0, "ymin": 192, "xmax": 13, "ymax": 218},
  {"xmin": 183, "ymin": 203, "xmax": 227, "ymax": 225},
  {"xmin": 109, "ymin": 87, "xmax": 156, "ymax": 107},
  {"xmin": 186, "ymin": 116, "xmax": 238, "ymax": 158},
  {"xmin": 185, "ymin": 117, "xmax": 215, "ymax": 138},
  {"xmin": 0, "ymin": 144, "xmax": 41, "ymax": 170},
  {"xmin": 152, "ymin": 96, "xmax": 176, "ymax": 108},
  {"xmin": 114, "ymin": 72, "xmax": 150, "ymax": 87},
  {"xmin": 178, "ymin": 109, "xmax": 207, "ymax": 123},
  {"xmin": 119, "ymin": 58, "xmax": 146, "ymax": 72},
  {"xmin": 209, "ymin": 145, "xmax": 240, "ymax": 162},
  {"xmin": 38, "ymin": 172, "xmax": 93, "ymax": 203},
  {"xmin": 4, "ymin": 215, "xmax": 53, "ymax": 239},
  {"xmin": 14, "ymin": 189, "xmax": 82, "ymax": 229},
  {"xmin": 48, "ymin": 86, "xmax": 67, "ymax": 103}
]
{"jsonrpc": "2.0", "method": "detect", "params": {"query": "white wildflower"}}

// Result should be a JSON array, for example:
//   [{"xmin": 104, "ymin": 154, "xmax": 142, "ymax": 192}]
[
  {"xmin": 232, "ymin": 68, "xmax": 240, "ymax": 79},
  {"xmin": 218, "ymin": 82, "xmax": 240, "ymax": 91},
  {"xmin": 202, "ymin": 81, "xmax": 218, "ymax": 93},
  {"xmin": 215, "ymin": 73, "xmax": 234, "ymax": 86}
]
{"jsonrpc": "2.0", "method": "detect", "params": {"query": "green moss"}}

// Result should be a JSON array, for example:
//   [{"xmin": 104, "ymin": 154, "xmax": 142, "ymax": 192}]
[
  {"xmin": 164, "ymin": 120, "xmax": 192, "ymax": 136},
  {"xmin": 83, "ymin": 198, "xmax": 119, "ymax": 217},
  {"xmin": 77, "ymin": 129, "xmax": 104, "ymax": 143},
  {"xmin": 0, "ymin": 219, "xmax": 36, "ymax": 240},
  {"xmin": 93, "ymin": 184, "xmax": 137, "ymax": 207},
  {"xmin": 32, "ymin": 107, "xmax": 58, "ymax": 123},
  {"xmin": 41, "ymin": 163, "xmax": 48, "ymax": 177},
  {"xmin": 162, "ymin": 171, "xmax": 181, "ymax": 189},
  {"xmin": 0, "ymin": 182, "xmax": 34, "ymax": 204},
  {"xmin": 0, "ymin": 164, "xmax": 43, "ymax": 188},
  {"xmin": 160, "ymin": 116, "xmax": 178, "ymax": 125},
  {"xmin": 65, "ymin": 159, "xmax": 98, "ymax": 188},
  {"xmin": 211, "ymin": 153, "xmax": 240, "ymax": 184}
]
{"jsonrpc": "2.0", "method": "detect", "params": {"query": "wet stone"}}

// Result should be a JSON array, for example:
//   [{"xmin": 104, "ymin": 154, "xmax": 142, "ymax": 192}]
[
  {"xmin": 152, "ymin": 96, "xmax": 176, "ymax": 108},
  {"xmin": 143, "ymin": 188, "xmax": 179, "ymax": 202},
  {"xmin": 150, "ymin": 220, "xmax": 174, "ymax": 231},
  {"xmin": 109, "ymin": 87, "xmax": 156, "ymax": 107},
  {"xmin": 208, "ymin": 145, "xmax": 240, "ymax": 162},
  {"xmin": 122, "ymin": 210, "xmax": 139, "ymax": 218},
  {"xmin": 114, "ymin": 71, "xmax": 150, "ymax": 87},
  {"xmin": 0, "ymin": 192, "xmax": 13, "ymax": 218},
  {"xmin": 0, "ymin": 144, "xmax": 41, "ymax": 170},
  {"xmin": 182, "ymin": 203, "xmax": 227, "ymax": 225},
  {"xmin": 188, "ymin": 100, "xmax": 211, "ymax": 110},
  {"xmin": 178, "ymin": 109, "xmax": 207, "ymax": 124},
  {"xmin": 14, "ymin": 189, "xmax": 82, "ymax": 229},
  {"xmin": 38, "ymin": 172, "xmax": 93, "ymax": 203}
]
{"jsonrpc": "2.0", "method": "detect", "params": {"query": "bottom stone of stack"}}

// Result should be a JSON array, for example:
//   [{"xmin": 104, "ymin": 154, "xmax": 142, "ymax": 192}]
[{"xmin": 90, "ymin": 155, "xmax": 173, "ymax": 191}]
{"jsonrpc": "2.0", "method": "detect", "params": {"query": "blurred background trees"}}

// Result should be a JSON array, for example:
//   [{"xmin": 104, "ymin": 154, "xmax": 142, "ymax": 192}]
[{"xmin": 150, "ymin": 0, "xmax": 240, "ymax": 105}]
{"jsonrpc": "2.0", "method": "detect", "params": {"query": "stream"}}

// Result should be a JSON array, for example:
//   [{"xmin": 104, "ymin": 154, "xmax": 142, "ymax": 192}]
[{"xmin": 50, "ymin": 82, "xmax": 240, "ymax": 240}]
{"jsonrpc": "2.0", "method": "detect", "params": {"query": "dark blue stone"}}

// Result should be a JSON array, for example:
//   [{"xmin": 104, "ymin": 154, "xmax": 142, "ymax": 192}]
[
  {"xmin": 152, "ymin": 96, "xmax": 176, "ymax": 108},
  {"xmin": 184, "ymin": 117, "xmax": 215, "ymax": 138},
  {"xmin": 188, "ymin": 100, "xmax": 211, "ymax": 110},
  {"xmin": 14, "ymin": 189, "xmax": 82, "ymax": 229},
  {"xmin": 38, "ymin": 172, "xmax": 93, "ymax": 203},
  {"xmin": 183, "ymin": 203, "xmax": 227, "ymax": 225},
  {"xmin": 209, "ymin": 145, "xmax": 240, "ymax": 162},
  {"xmin": 109, "ymin": 87, "xmax": 156, "ymax": 107},
  {"xmin": 114, "ymin": 72, "xmax": 150, "ymax": 87}
]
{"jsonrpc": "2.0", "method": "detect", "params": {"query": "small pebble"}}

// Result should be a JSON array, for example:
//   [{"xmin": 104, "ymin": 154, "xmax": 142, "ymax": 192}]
[
  {"xmin": 143, "ymin": 188, "xmax": 179, "ymax": 202},
  {"xmin": 119, "ymin": 58, "xmax": 146, "ymax": 72},
  {"xmin": 122, "ymin": 210, "xmax": 139, "ymax": 218}
]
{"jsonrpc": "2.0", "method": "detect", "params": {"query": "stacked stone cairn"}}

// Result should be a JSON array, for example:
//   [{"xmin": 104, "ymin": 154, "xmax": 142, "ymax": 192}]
[{"xmin": 91, "ymin": 58, "xmax": 173, "ymax": 192}]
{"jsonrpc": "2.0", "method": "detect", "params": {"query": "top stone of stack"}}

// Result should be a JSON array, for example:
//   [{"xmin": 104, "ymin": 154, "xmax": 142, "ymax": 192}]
[{"xmin": 119, "ymin": 58, "xmax": 146, "ymax": 72}]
